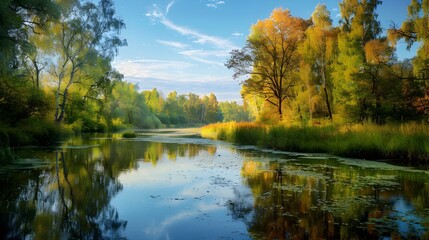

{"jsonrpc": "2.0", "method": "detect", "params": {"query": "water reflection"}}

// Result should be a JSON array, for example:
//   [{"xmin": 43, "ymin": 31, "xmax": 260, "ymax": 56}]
[
  {"xmin": 0, "ymin": 132, "xmax": 428, "ymax": 239},
  {"xmin": 0, "ymin": 134, "xmax": 218, "ymax": 239},
  {"xmin": 232, "ymin": 155, "xmax": 429, "ymax": 239}
]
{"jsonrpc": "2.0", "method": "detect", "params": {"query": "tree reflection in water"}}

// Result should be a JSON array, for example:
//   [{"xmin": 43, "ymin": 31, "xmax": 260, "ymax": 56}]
[
  {"xmin": 1, "ymin": 134, "xmax": 428, "ymax": 239},
  {"xmin": 0, "ymin": 145, "xmax": 127, "ymax": 239},
  {"xmin": 229, "ymin": 156, "xmax": 429, "ymax": 239},
  {"xmin": 0, "ymin": 134, "xmax": 219, "ymax": 239}
]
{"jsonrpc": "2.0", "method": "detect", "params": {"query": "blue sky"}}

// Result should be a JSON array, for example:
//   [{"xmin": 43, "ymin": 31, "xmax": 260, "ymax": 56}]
[{"xmin": 113, "ymin": 0, "xmax": 414, "ymax": 102}]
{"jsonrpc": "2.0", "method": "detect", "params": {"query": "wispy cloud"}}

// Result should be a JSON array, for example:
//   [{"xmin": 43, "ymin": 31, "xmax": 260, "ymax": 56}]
[
  {"xmin": 145, "ymin": 1, "xmax": 236, "ymax": 50},
  {"xmin": 160, "ymin": 18, "xmax": 236, "ymax": 49},
  {"xmin": 113, "ymin": 59, "xmax": 194, "ymax": 81},
  {"xmin": 231, "ymin": 32, "xmax": 243, "ymax": 37},
  {"xmin": 113, "ymin": 59, "xmax": 230, "ymax": 83},
  {"xmin": 157, "ymin": 40, "xmax": 188, "ymax": 49},
  {"xmin": 207, "ymin": 0, "xmax": 225, "ymax": 8},
  {"xmin": 144, "ymin": 1, "xmax": 236, "ymax": 68},
  {"xmin": 166, "ymin": 1, "xmax": 175, "ymax": 14}
]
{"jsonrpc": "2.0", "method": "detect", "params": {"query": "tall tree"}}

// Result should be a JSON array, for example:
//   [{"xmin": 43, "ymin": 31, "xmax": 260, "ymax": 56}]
[
  {"xmin": 44, "ymin": 0, "xmax": 126, "ymax": 124},
  {"xmin": 205, "ymin": 93, "xmax": 222, "ymax": 123},
  {"xmin": 143, "ymin": 88, "xmax": 164, "ymax": 114},
  {"xmin": 362, "ymin": 39, "xmax": 394, "ymax": 123},
  {"xmin": 299, "ymin": 4, "xmax": 338, "ymax": 120},
  {"xmin": 226, "ymin": 8, "xmax": 309, "ymax": 121},
  {"xmin": 332, "ymin": 0, "xmax": 382, "ymax": 121}
]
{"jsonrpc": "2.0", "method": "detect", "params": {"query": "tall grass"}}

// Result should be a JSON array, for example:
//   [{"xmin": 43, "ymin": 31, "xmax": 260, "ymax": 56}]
[
  {"xmin": 202, "ymin": 122, "xmax": 266, "ymax": 145},
  {"xmin": 201, "ymin": 122, "xmax": 429, "ymax": 162}
]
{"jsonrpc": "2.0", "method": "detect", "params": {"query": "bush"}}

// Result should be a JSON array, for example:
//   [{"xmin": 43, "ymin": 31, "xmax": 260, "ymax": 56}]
[{"xmin": 122, "ymin": 132, "xmax": 137, "ymax": 138}]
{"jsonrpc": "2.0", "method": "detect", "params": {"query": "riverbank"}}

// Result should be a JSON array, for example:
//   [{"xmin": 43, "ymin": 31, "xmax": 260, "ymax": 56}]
[{"xmin": 201, "ymin": 122, "xmax": 429, "ymax": 162}]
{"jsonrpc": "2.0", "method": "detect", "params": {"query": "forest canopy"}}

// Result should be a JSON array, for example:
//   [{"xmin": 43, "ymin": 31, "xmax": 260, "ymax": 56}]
[{"xmin": 227, "ymin": 0, "xmax": 429, "ymax": 125}]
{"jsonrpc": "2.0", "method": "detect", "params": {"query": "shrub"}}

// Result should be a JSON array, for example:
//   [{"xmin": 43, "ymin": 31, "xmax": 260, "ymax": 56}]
[{"xmin": 122, "ymin": 132, "xmax": 137, "ymax": 138}]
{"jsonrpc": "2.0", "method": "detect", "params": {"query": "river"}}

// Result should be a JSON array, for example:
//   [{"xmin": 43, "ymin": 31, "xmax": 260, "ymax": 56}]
[{"xmin": 0, "ymin": 128, "xmax": 428, "ymax": 239}]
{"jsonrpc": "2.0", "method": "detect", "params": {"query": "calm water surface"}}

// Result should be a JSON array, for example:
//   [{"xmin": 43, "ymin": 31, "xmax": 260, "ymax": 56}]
[{"xmin": 1, "ymin": 129, "xmax": 428, "ymax": 239}]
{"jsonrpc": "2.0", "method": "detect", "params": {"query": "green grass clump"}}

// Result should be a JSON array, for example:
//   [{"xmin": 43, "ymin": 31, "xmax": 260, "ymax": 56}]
[
  {"xmin": 122, "ymin": 132, "xmax": 137, "ymax": 138},
  {"xmin": 202, "ymin": 122, "xmax": 266, "ymax": 145},
  {"xmin": 201, "ymin": 122, "xmax": 429, "ymax": 162}
]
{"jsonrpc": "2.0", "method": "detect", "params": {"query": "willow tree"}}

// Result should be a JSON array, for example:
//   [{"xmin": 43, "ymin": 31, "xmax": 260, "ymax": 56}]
[
  {"xmin": 44, "ymin": 0, "xmax": 126, "ymax": 124},
  {"xmin": 226, "ymin": 8, "xmax": 308, "ymax": 121}
]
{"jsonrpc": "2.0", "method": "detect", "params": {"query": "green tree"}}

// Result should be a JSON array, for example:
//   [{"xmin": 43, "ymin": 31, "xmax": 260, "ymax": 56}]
[
  {"xmin": 388, "ymin": 0, "xmax": 429, "ymax": 78},
  {"xmin": 219, "ymin": 101, "xmax": 252, "ymax": 122},
  {"xmin": 143, "ymin": 88, "xmax": 164, "ymax": 114},
  {"xmin": 42, "ymin": 0, "xmax": 126, "ymax": 124},
  {"xmin": 332, "ymin": 0, "xmax": 382, "ymax": 122},
  {"xmin": 205, "ymin": 93, "xmax": 222, "ymax": 123},
  {"xmin": 0, "ymin": 0, "xmax": 59, "ymax": 72}
]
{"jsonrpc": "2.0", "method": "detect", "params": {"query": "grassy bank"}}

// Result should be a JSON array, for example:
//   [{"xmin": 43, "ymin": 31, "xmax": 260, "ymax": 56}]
[
  {"xmin": 201, "ymin": 122, "xmax": 429, "ymax": 162},
  {"xmin": 0, "ymin": 118, "xmax": 65, "ymax": 164}
]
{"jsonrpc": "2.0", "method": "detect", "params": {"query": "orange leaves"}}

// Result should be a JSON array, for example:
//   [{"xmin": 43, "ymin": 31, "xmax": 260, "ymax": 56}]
[
  {"xmin": 364, "ymin": 39, "xmax": 393, "ymax": 64},
  {"xmin": 250, "ymin": 8, "xmax": 307, "ymax": 45}
]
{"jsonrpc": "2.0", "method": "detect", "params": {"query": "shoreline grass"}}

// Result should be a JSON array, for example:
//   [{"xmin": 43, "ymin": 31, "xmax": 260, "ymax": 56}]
[{"xmin": 201, "ymin": 122, "xmax": 429, "ymax": 162}]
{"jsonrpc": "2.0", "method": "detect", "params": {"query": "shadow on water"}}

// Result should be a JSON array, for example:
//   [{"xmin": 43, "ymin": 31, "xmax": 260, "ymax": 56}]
[{"xmin": 0, "ymin": 129, "xmax": 428, "ymax": 239}]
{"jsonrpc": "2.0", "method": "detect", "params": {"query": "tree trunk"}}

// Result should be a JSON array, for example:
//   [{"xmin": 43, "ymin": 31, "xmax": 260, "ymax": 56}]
[
  {"xmin": 55, "ymin": 88, "xmax": 68, "ymax": 124},
  {"xmin": 55, "ymin": 65, "xmax": 76, "ymax": 124},
  {"xmin": 321, "ymin": 70, "xmax": 333, "ymax": 121},
  {"xmin": 323, "ymin": 86, "xmax": 333, "ymax": 120}
]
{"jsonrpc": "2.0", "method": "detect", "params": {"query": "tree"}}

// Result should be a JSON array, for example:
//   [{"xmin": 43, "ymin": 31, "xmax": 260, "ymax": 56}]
[
  {"xmin": 0, "ymin": 0, "xmax": 59, "ymax": 72},
  {"xmin": 143, "ymin": 88, "xmax": 164, "ymax": 114},
  {"xmin": 205, "ymin": 93, "xmax": 222, "ymax": 123},
  {"xmin": 44, "ymin": 0, "xmax": 126, "ymax": 124},
  {"xmin": 388, "ymin": 0, "xmax": 429, "ymax": 79},
  {"xmin": 361, "ymin": 39, "xmax": 394, "ymax": 123},
  {"xmin": 226, "ymin": 8, "xmax": 309, "ymax": 121},
  {"xmin": 219, "ymin": 101, "xmax": 252, "ymax": 122},
  {"xmin": 332, "ymin": 0, "xmax": 382, "ymax": 122},
  {"xmin": 185, "ymin": 93, "xmax": 202, "ymax": 124},
  {"xmin": 299, "ymin": 4, "xmax": 338, "ymax": 120},
  {"xmin": 388, "ymin": 0, "xmax": 429, "ymax": 120}
]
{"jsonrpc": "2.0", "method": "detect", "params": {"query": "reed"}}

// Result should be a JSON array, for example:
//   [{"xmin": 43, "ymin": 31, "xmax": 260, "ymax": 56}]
[{"xmin": 201, "ymin": 122, "xmax": 429, "ymax": 162}]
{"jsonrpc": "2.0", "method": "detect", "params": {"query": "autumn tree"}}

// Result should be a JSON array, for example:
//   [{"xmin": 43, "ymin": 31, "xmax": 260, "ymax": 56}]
[
  {"xmin": 226, "ymin": 8, "xmax": 309, "ymax": 121},
  {"xmin": 299, "ymin": 4, "xmax": 338, "ymax": 121},
  {"xmin": 361, "ymin": 39, "xmax": 395, "ymax": 123}
]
